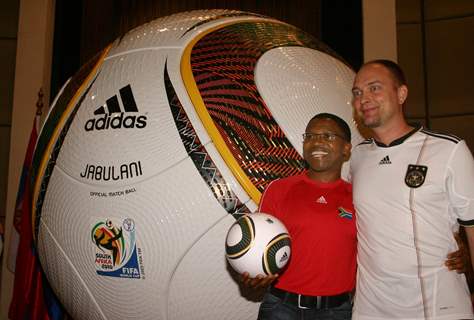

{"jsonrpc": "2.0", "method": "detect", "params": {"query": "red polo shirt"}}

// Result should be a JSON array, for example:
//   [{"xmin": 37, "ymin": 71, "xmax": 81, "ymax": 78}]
[{"xmin": 259, "ymin": 172, "xmax": 356, "ymax": 296}]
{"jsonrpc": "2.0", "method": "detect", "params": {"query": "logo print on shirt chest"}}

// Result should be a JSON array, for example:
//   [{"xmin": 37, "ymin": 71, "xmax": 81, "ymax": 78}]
[
  {"xmin": 316, "ymin": 196, "xmax": 327, "ymax": 204},
  {"xmin": 405, "ymin": 164, "xmax": 428, "ymax": 188},
  {"xmin": 338, "ymin": 207, "xmax": 353, "ymax": 220},
  {"xmin": 379, "ymin": 155, "xmax": 391, "ymax": 165}
]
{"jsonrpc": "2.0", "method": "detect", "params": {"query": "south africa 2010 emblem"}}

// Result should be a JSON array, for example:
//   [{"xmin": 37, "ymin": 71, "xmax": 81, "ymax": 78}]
[{"xmin": 91, "ymin": 217, "xmax": 144, "ymax": 279}]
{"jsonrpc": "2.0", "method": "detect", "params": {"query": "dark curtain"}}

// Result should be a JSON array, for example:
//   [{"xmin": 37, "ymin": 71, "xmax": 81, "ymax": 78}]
[
  {"xmin": 51, "ymin": 0, "xmax": 361, "ymax": 100},
  {"xmin": 79, "ymin": 0, "xmax": 323, "ymax": 64}
]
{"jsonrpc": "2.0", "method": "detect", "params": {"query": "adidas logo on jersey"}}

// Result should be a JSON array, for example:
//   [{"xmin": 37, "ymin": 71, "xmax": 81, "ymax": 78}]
[
  {"xmin": 316, "ymin": 196, "xmax": 327, "ymax": 204},
  {"xmin": 379, "ymin": 155, "xmax": 391, "ymax": 165},
  {"xmin": 84, "ymin": 84, "xmax": 147, "ymax": 131}
]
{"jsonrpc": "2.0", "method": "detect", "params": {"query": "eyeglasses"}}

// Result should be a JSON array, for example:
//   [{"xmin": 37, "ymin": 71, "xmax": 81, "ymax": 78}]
[{"xmin": 302, "ymin": 132, "xmax": 345, "ymax": 142}]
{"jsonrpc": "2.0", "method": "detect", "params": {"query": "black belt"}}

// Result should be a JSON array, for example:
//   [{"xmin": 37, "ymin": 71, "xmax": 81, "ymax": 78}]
[{"xmin": 270, "ymin": 286, "xmax": 351, "ymax": 310}]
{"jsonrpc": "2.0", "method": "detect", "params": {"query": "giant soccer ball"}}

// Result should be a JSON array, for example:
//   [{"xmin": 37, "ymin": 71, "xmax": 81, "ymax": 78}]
[{"xmin": 31, "ymin": 9, "xmax": 362, "ymax": 320}]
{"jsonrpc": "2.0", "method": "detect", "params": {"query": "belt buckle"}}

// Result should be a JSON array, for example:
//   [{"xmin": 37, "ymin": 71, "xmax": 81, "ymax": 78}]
[
  {"xmin": 297, "ymin": 294, "xmax": 324, "ymax": 309},
  {"xmin": 297, "ymin": 295, "xmax": 310, "ymax": 309}
]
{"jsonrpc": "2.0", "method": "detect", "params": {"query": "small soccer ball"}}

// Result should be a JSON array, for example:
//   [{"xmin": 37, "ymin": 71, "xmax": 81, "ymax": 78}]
[{"xmin": 225, "ymin": 213, "xmax": 291, "ymax": 278}]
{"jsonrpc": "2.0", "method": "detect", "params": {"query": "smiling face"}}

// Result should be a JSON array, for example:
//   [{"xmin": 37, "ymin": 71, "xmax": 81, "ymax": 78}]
[
  {"xmin": 351, "ymin": 63, "xmax": 408, "ymax": 130},
  {"xmin": 303, "ymin": 118, "xmax": 351, "ymax": 182}
]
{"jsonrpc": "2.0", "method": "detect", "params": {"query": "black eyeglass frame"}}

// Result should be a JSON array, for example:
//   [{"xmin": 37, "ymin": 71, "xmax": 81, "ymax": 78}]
[{"xmin": 302, "ymin": 132, "xmax": 346, "ymax": 142}]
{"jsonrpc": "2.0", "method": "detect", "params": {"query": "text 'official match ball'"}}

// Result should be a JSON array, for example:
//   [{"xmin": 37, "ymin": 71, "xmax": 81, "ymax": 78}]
[
  {"xmin": 30, "ymin": 9, "xmax": 361, "ymax": 320},
  {"xmin": 226, "ymin": 213, "xmax": 291, "ymax": 277}
]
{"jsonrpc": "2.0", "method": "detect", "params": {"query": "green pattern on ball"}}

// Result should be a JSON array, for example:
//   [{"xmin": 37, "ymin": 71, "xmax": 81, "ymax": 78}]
[
  {"xmin": 226, "ymin": 216, "xmax": 255, "ymax": 258},
  {"xmin": 262, "ymin": 234, "xmax": 291, "ymax": 274}
]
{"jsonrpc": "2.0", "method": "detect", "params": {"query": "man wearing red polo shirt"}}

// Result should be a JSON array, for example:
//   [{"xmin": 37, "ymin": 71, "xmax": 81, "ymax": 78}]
[{"xmin": 245, "ymin": 113, "xmax": 355, "ymax": 320}]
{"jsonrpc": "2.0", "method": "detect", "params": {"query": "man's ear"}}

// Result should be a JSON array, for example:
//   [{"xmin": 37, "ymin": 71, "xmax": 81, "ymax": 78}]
[
  {"xmin": 398, "ymin": 85, "xmax": 408, "ymax": 105},
  {"xmin": 343, "ymin": 142, "xmax": 352, "ymax": 162}
]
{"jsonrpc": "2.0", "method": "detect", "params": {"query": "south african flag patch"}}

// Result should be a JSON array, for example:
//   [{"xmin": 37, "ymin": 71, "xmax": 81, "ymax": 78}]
[{"xmin": 338, "ymin": 207, "xmax": 353, "ymax": 220}]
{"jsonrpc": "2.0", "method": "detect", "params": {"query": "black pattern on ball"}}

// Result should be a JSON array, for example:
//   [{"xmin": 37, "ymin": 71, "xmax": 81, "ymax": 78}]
[
  {"xmin": 226, "ymin": 216, "xmax": 255, "ymax": 258},
  {"xmin": 262, "ymin": 234, "xmax": 291, "ymax": 275}
]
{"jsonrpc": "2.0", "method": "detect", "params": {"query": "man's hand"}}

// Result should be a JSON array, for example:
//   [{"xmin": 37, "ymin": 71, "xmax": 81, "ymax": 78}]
[
  {"xmin": 240, "ymin": 272, "xmax": 278, "ymax": 289},
  {"xmin": 445, "ymin": 232, "xmax": 470, "ymax": 273}
]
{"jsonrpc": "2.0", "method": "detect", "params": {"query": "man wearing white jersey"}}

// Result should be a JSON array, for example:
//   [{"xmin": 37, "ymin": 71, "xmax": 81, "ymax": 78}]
[{"xmin": 350, "ymin": 59, "xmax": 474, "ymax": 319}]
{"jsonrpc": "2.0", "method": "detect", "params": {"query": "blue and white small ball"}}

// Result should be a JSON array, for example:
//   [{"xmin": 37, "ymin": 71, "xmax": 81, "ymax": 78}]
[{"xmin": 226, "ymin": 213, "xmax": 291, "ymax": 277}]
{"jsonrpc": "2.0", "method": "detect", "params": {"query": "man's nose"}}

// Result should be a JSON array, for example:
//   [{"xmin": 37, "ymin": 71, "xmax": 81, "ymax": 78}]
[{"xmin": 360, "ymin": 89, "xmax": 370, "ymax": 104}]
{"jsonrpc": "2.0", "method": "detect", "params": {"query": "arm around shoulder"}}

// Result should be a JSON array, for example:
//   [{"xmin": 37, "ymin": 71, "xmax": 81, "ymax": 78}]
[{"xmin": 464, "ymin": 227, "xmax": 474, "ymax": 272}]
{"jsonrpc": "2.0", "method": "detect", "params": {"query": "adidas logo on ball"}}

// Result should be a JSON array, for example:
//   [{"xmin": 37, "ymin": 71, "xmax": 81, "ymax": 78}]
[
  {"xmin": 279, "ymin": 251, "xmax": 289, "ymax": 263},
  {"xmin": 84, "ymin": 84, "xmax": 147, "ymax": 131}
]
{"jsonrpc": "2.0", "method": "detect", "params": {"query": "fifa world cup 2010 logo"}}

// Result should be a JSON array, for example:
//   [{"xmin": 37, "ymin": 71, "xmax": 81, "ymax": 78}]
[
  {"xmin": 91, "ymin": 217, "xmax": 141, "ymax": 278},
  {"xmin": 92, "ymin": 219, "xmax": 124, "ymax": 267}
]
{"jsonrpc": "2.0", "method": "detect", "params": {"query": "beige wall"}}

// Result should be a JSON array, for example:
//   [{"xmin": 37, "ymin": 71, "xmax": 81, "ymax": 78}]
[
  {"xmin": 397, "ymin": 0, "xmax": 474, "ymax": 150},
  {"xmin": 0, "ymin": 0, "xmax": 55, "ymax": 318},
  {"xmin": 362, "ymin": 0, "xmax": 398, "ymax": 62}
]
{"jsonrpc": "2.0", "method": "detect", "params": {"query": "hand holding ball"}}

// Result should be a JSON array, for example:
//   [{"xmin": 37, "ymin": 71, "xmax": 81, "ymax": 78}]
[{"xmin": 225, "ymin": 213, "xmax": 291, "ymax": 278}]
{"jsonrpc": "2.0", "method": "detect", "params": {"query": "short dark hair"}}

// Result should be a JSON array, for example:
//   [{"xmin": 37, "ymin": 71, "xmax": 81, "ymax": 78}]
[
  {"xmin": 364, "ymin": 59, "xmax": 407, "ymax": 86},
  {"xmin": 308, "ymin": 113, "xmax": 351, "ymax": 142}
]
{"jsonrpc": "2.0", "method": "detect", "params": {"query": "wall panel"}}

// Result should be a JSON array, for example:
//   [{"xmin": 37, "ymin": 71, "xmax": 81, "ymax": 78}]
[
  {"xmin": 397, "ymin": 23, "xmax": 425, "ymax": 118},
  {"xmin": 431, "ymin": 115, "xmax": 474, "ymax": 151},
  {"xmin": 0, "ymin": 40, "xmax": 17, "ymax": 126},
  {"xmin": 426, "ymin": 16, "xmax": 474, "ymax": 116},
  {"xmin": 397, "ymin": 0, "xmax": 474, "ymax": 148}
]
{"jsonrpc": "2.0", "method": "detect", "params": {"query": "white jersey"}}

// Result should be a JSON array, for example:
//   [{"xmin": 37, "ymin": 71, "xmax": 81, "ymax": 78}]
[{"xmin": 350, "ymin": 127, "xmax": 474, "ymax": 320}]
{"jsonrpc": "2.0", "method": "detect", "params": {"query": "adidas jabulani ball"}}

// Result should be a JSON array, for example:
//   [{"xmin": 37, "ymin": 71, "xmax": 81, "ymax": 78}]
[
  {"xmin": 30, "ymin": 9, "xmax": 361, "ymax": 320},
  {"xmin": 226, "ymin": 213, "xmax": 291, "ymax": 278}
]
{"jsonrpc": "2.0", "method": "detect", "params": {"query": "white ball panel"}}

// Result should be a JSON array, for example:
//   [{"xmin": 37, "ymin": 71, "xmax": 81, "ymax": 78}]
[
  {"xmin": 168, "ymin": 215, "xmax": 259, "ymax": 320},
  {"xmin": 37, "ymin": 223, "xmax": 109, "ymax": 320},
  {"xmin": 39, "ymin": 153, "xmax": 242, "ymax": 319},
  {"xmin": 58, "ymin": 49, "xmax": 199, "ymax": 187},
  {"xmin": 226, "ymin": 223, "xmax": 245, "ymax": 246}
]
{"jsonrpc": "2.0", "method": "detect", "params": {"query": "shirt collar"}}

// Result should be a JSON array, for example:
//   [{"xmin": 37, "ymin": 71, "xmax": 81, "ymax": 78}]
[{"xmin": 373, "ymin": 126, "xmax": 421, "ymax": 148}]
